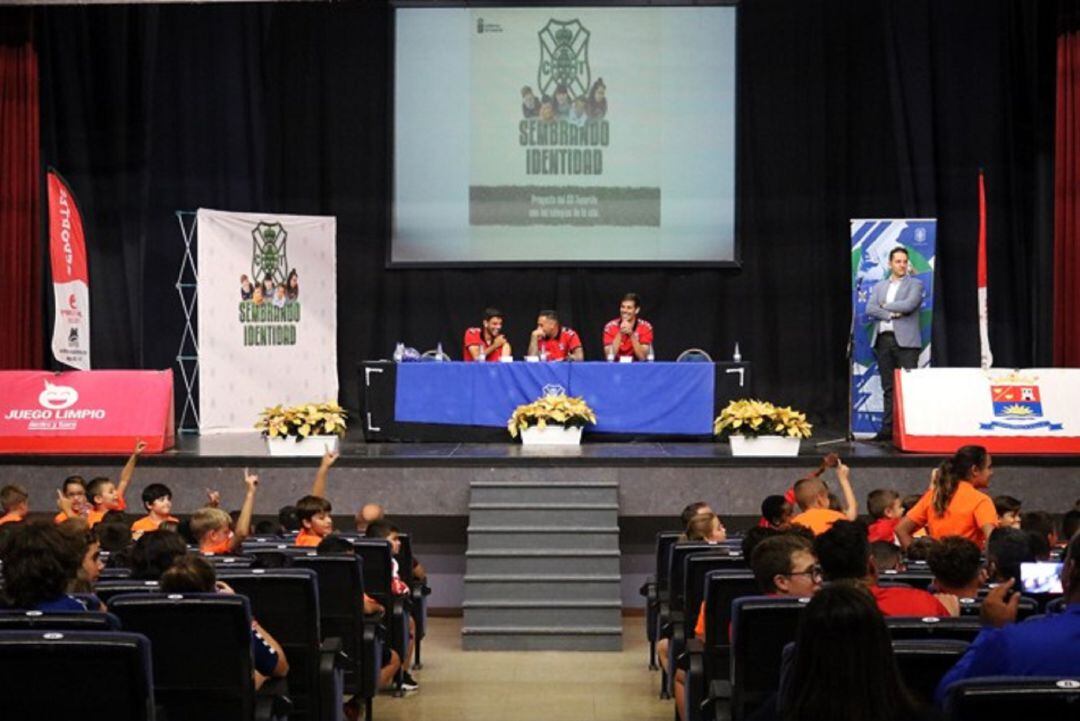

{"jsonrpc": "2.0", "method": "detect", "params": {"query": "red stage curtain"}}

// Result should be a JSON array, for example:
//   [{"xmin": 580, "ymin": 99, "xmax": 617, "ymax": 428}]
[
  {"xmin": 0, "ymin": 10, "xmax": 42, "ymax": 369},
  {"xmin": 1055, "ymin": 6, "xmax": 1080, "ymax": 367}
]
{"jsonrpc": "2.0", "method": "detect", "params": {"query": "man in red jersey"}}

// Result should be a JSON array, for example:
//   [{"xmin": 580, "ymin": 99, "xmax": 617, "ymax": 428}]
[
  {"xmin": 527, "ymin": 310, "xmax": 583, "ymax": 361},
  {"xmin": 603, "ymin": 292, "xmax": 653, "ymax": 361},
  {"xmin": 463, "ymin": 307, "xmax": 511, "ymax": 361}
]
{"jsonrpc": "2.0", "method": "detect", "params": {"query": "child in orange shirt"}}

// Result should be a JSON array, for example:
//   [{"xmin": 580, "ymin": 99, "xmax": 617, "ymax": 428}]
[
  {"xmin": 0, "ymin": 485, "xmax": 29, "ymax": 525},
  {"xmin": 131, "ymin": 483, "xmax": 179, "ymax": 536},
  {"xmin": 294, "ymin": 451, "xmax": 339, "ymax": 547},
  {"xmin": 57, "ymin": 440, "xmax": 146, "ymax": 527},
  {"xmin": 190, "ymin": 469, "xmax": 259, "ymax": 555}
]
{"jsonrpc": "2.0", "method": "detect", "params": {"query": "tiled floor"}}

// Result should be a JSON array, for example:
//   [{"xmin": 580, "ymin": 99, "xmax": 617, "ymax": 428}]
[{"xmin": 372, "ymin": 616, "xmax": 671, "ymax": 721}]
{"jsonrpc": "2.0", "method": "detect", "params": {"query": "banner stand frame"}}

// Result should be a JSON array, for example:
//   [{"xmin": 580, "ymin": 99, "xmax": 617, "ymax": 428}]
[{"xmin": 175, "ymin": 210, "xmax": 200, "ymax": 434}]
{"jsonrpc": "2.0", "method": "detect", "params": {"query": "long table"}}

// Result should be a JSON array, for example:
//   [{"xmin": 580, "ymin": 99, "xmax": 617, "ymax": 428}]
[{"xmin": 360, "ymin": 360, "xmax": 752, "ymax": 442}]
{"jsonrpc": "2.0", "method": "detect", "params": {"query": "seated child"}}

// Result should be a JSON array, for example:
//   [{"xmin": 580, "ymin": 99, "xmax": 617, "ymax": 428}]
[
  {"xmin": 994, "ymin": 495, "xmax": 1022, "ymax": 528},
  {"xmin": 0, "ymin": 522, "xmax": 90, "ymax": 611},
  {"xmin": 294, "ymin": 452, "xmax": 339, "ymax": 547},
  {"xmin": 0, "ymin": 485, "xmax": 29, "ymax": 525},
  {"xmin": 866, "ymin": 489, "xmax": 903, "ymax": 544},
  {"xmin": 58, "ymin": 440, "xmax": 147, "ymax": 527},
  {"xmin": 159, "ymin": 554, "xmax": 289, "ymax": 690},
  {"xmin": 131, "ymin": 483, "xmax": 179, "ymax": 535},
  {"xmin": 53, "ymin": 476, "xmax": 89, "ymax": 524},
  {"xmin": 191, "ymin": 469, "xmax": 260, "ymax": 555}
]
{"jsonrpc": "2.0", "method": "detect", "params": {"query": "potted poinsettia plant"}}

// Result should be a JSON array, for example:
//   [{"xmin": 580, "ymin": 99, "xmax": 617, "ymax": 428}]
[
  {"xmin": 507, "ymin": 392, "xmax": 597, "ymax": 445},
  {"xmin": 713, "ymin": 399, "xmax": 812, "ymax": 456},
  {"xmin": 256, "ymin": 401, "xmax": 347, "ymax": 457}
]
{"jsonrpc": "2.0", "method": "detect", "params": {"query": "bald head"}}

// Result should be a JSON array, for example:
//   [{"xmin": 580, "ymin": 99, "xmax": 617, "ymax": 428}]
[{"xmin": 355, "ymin": 503, "xmax": 385, "ymax": 531}]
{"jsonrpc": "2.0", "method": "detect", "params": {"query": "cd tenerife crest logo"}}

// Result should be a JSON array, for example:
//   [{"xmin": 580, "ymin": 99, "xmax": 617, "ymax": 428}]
[
  {"xmin": 238, "ymin": 221, "xmax": 302, "ymax": 346},
  {"xmin": 538, "ymin": 20, "xmax": 590, "ymax": 99}
]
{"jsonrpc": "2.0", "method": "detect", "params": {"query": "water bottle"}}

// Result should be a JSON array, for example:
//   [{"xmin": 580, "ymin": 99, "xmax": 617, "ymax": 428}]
[
  {"xmin": 476, "ymin": 344, "xmax": 486, "ymax": 362},
  {"xmin": 393, "ymin": 342, "xmax": 404, "ymax": 363},
  {"xmin": 539, "ymin": 346, "xmax": 548, "ymax": 362},
  {"xmin": 606, "ymin": 346, "xmax": 615, "ymax": 362},
  {"xmin": 733, "ymin": 342, "xmax": 742, "ymax": 363},
  {"xmin": 646, "ymin": 345, "xmax": 655, "ymax": 362},
  {"xmin": 435, "ymin": 342, "xmax": 445, "ymax": 362}
]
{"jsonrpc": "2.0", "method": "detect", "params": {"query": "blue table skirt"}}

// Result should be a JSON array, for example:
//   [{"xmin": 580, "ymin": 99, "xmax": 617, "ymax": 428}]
[{"xmin": 394, "ymin": 362, "xmax": 715, "ymax": 435}]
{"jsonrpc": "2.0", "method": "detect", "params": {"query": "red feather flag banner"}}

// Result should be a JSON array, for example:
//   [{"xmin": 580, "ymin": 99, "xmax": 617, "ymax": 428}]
[
  {"xmin": 977, "ymin": 169, "xmax": 992, "ymax": 370},
  {"xmin": 47, "ymin": 169, "xmax": 91, "ymax": 370}
]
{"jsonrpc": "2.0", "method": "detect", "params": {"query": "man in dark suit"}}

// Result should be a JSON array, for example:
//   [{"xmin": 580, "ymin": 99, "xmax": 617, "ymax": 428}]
[{"xmin": 864, "ymin": 247, "xmax": 925, "ymax": 441}]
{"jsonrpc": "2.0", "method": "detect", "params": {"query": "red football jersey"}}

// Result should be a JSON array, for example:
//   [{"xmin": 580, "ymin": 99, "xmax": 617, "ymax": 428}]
[
  {"xmin": 603, "ymin": 318, "xmax": 654, "ymax": 359},
  {"xmin": 463, "ymin": 327, "xmax": 505, "ymax": 361},
  {"xmin": 537, "ymin": 327, "xmax": 582, "ymax": 361}
]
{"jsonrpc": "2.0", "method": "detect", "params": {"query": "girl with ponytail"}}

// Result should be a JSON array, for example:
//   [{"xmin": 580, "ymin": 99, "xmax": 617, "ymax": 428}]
[{"xmin": 896, "ymin": 445, "xmax": 998, "ymax": 550}]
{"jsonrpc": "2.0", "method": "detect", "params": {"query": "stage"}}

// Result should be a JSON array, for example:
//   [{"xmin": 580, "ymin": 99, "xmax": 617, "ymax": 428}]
[{"xmin": 4, "ymin": 432, "xmax": 1078, "ymax": 608}]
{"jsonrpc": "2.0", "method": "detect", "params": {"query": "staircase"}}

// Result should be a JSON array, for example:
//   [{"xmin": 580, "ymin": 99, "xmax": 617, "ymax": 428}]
[{"xmin": 461, "ymin": 480, "xmax": 623, "ymax": 651}]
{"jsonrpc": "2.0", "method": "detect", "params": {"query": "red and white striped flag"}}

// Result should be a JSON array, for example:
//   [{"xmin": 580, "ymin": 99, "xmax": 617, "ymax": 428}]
[{"xmin": 977, "ymin": 169, "xmax": 992, "ymax": 370}]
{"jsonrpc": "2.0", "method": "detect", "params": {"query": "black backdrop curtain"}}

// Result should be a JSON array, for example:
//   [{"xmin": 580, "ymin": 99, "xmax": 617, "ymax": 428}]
[{"xmin": 35, "ymin": 0, "xmax": 1057, "ymax": 428}]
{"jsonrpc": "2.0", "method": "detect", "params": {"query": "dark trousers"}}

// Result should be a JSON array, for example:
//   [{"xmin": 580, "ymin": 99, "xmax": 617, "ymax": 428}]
[{"xmin": 874, "ymin": 332, "xmax": 920, "ymax": 435}]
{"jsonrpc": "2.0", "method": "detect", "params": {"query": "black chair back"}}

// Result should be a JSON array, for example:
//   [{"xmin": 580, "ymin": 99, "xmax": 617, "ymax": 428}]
[
  {"xmin": 110, "ymin": 593, "xmax": 255, "ymax": 721},
  {"xmin": 95, "ymin": 579, "xmax": 161, "ymax": 604},
  {"xmin": 668, "ymin": 542, "xmax": 717, "ymax": 614},
  {"xmin": 945, "ymin": 677, "xmax": 1080, "ymax": 721},
  {"xmin": 348, "ymin": 539, "xmax": 395, "ymax": 604},
  {"xmin": 396, "ymin": 533, "xmax": 416, "ymax": 587},
  {"xmin": 730, "ymin": 596, "xmax": 809, "ymax": 720},
  {"xmin": 701, "ymin": 569, "xmax": 760, "ymax": 687},
  {"xmin": 204, "ymin": 554, "xmax": 256, "ymax": 569},
  {"xmin": 99, "ymin": 566, "xmax": 133, "ymax": 580},
  {"xmin": 292, "ymin": 553, "xmax": 382, "ymax": 707},
  {"xmin": 0, "ymin": 630, "xmax": 155, "ymax": 720},
  {"xmin": 885, "ymin": 616, "xmax": 983, "ymax": 643},
  {"xmin": 891, "ymin": 638, "xmax": 970, "ymax": 706},
  {"xmin": 958, "ymin": 595, "xmax": 1040, "ymax": 620},
  {"xmin": 219, "ymin": 568, "xmax": 325, "ymax": 721},
  {"xmin": 683, "ymin": 554, "xmax": 747, "ymax": 638},
  {"xmin": 654, "ymin": 531, "xmax": 684, "ymax": 596},
  {"xmin": 878, "ymin": 569, "xmax": 934, "ymax": 590},
  {"xmin": 0, "ymin": 610, "xmax": 120, "ymax": 631}
]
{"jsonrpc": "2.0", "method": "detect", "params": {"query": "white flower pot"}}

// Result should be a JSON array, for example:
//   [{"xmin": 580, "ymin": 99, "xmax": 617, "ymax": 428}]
[
  {"xmin": 729, "ymin": 434, "xmax": 801, "ymax": 457},
  {"xmin": 520, "ymin": 425, "xmax": 583, "ymax": 446},
  {"xmin": 266, "ymin": 435, "xmax": 340, "ymax": 457}
]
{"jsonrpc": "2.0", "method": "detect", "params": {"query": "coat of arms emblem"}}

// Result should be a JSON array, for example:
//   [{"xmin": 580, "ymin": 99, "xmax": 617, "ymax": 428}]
[
  {"xmin": 538, "ymin": 19, "xmax": 590, "ymax": 99},
  {"xmin": 251, "ymin": 222, "xmax": 289, "ymax": 286}
]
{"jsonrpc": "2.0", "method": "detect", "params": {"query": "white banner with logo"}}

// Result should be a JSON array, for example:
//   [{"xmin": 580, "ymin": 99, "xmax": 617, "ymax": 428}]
[
  {"xmin": 197, "ymin": 209, "xmax": 337, "ymax": 432},
  {"xmin": 895, "ymin": 368, "xmax": 1080, "ymax": 454}
]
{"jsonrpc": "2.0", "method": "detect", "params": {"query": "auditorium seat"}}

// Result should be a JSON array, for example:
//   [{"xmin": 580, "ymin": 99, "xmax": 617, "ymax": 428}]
[
  {"xmin": 891, "ymin": 638, "xmax": 970, "ymax": 706},
  {"xmin": 660, "ymin": 542, "xmax": 722, "ymax": 696},
  {"xmin": 0, "ymin": 630, "xmax": 155, "ymax": 720},
  {"xmin": 397, "ymin": 532, "xmax": 430, "ymax": 668},
  {"xmin": 349, "ymin": 538, "xmax": 411, "ymax": 687},
  {"xmin": 885, "ymin": 616, "xmax": 984, "ymax": 643},
  {"xmin": 0, "ymin": 609, "xmax": 120, "ymax": 631},
  {"xmin": 945, "ymin": 677, "xmax": 1080, "ymax": 720},
  {"xmin": 878, "ymin": 568, "xmax": 935, "ymax": 590},
  {"xmin": 641, "ymin": 530, "xmax": 682, "ymax": 669},
  {"xmin": 667, "ymin": 553, "xmax": 750, "ymax": 700},
  {"xmin": 218, "ymin": 567, "xmax": 345, "ymax": 721},
  {"xmin": 958, "ymin": 595, "xmax": 1040, "ymax": 620},
  {"xmin": 99, "ymin": 566, "xmax": 133, "ymax": 580},
  {"xmin": 292, "ymin": 553, "xmax": 386, "ymax": 720},
  {"xmin": 684, "ymin": 569, "xmax": 760, "ymax": 721},
  {"xmin": 1045, "ymin": 597, "xmax": 1068, "ymax": 614},
  {"xmin": 110, "ymin": 593, "xmax": 290, "ymax": 721},
  {"xmin": 95, "ymin": 579, "xmax": 161, "ymax": 604},
  {"xmin": 729, "ymin": 596, "xmax": 809, "ymax": 720},
  {"xmin": 204, "ymin": 554, "xmax": 257, "ymax": 569}
]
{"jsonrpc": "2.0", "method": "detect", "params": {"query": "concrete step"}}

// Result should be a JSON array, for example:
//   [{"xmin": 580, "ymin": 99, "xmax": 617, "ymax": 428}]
[
  {"xmin": 470, "ymin": 482, "xmax": 618, "ymax": 505},
  {"xmin": 463, "ymin": 601, "xmax": 622, "ymax": 628},
  {"xmin": 463, "ymin": 574, "xmax": 622, "ymax": 602},
  {"xmin": 469, "ymin": 504, "xmax": 617, "ymax": 527},
  {"xmin": 465, "ymin": 549, "xmax": 621, "ymax": 576},
  {"xmin": 467, "ymin": 526, "xmax": 620, "ymax": 551},
  {"xmin": 461, "ymin": 626, "xmax": 623, "ymax": 652}
]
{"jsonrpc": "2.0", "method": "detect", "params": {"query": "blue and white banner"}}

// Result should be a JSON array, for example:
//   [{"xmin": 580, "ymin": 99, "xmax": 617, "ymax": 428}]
[{"xmin": 850, "ymin": 219, "xmax": 936, "ymax": 437}]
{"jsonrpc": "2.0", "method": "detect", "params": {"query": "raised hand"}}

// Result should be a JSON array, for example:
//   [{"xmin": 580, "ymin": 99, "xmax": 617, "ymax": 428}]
[
  {"xmin": 56, "ymin": 489, "xmax": 75, "ymax": 516},
  {"xmin": 133, "ymin": 439, "xmax": 148, "ymax": 456},
  {"xmin": 205, "ymin": 487, "xmax": 221, "ymax": 508},
  {"xmin": 243, "ymin": 468, "xmax": 259, "ymax": 492}
]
